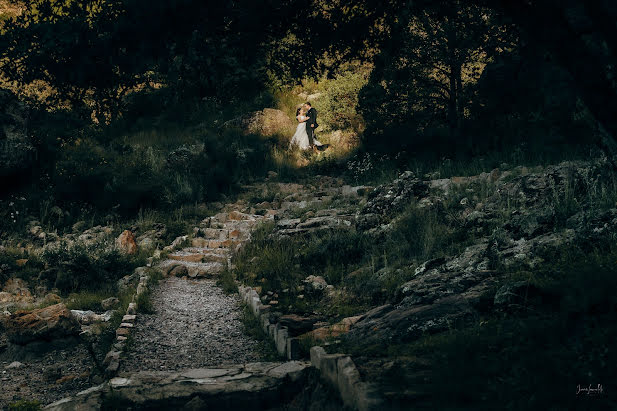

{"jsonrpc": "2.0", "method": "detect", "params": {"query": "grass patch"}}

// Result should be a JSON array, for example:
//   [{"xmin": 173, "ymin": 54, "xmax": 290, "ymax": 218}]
[
  {"xmin": 217, "ymin": 268, "xmax": 238, "ymax": 294},
  {"xmin": 7, "ymin": 400, "xmax": 42, "ymax": 411},
  {"xmin": 65, "ymin": 290, "xmax": 116, "ymax": 311},
  {"xmin": 40, "ymin": 240, "xmax": 147, "ymax": 295},
  {"xmin": 136, "ymin": 290, "xmax": 154, "ymax": 314}
]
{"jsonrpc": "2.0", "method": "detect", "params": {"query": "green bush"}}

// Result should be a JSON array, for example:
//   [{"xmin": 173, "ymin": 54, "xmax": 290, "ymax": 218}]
[
  {"xmin": 0, "ymin": 248, "xmax": 44, "ymax": 286},
  {"xmin": 136, "ymin": 290, "xmax": 155, "ymax": 314},
  {"xmin": 384, "ymin": 205, "xmax": 472, "ymax": 262},
  {"xmin": 233, "ymin": 221, "xmax": 300, "ymax": 293},
  {"xmin": 315, "ymin": 68, "xmax": 369, "ymax": 132}
]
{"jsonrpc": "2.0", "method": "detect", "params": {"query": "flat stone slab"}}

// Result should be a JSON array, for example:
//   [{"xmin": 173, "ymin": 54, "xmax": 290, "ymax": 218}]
[{"xmin": 45, "ymin": 362, "xmax": 311, "ymax": 410}]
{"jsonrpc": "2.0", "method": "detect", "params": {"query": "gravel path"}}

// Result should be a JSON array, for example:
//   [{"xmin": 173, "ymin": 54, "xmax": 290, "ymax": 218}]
[{"xmin": 120, "ymin": 277, "xmax": 262, "ymax": 372}]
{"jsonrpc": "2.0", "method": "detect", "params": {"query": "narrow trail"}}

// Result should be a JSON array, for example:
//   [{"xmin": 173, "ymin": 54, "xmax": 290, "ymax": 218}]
[{"xmin": 120, "ymin": 208, "xmax": 271, "ymax": 373}]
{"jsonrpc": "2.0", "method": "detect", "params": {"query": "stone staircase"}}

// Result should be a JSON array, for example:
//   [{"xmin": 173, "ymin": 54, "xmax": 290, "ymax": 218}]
[{"xmin": 159, "ymin": 210, "xmax": 271, "ymax": 278}]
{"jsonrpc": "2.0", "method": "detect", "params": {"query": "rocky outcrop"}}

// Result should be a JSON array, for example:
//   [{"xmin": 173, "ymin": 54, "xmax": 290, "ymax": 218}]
[
  {"xmin": 223, "ymin": 108, "xmax": 295, "ymax": 136},
  {"xmin": 344, "ymin": 160, "xmax": 617, "ymax": 347},
  {"xmin": 2, "ymin": 303, "xmax": 80, "ymax": 345},
  {"xmin": 346, "ymin": 297, "xmax": 474, "ymax": 346},
  {"xmin": 356, "ymin": 171, "xmax": 429, "ymax": 230}
]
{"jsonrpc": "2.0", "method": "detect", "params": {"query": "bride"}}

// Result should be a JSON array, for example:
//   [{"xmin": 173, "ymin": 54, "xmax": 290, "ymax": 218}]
[{"xmin": 289, "ymin": 107, "xmax": 322, "ymax": 150}]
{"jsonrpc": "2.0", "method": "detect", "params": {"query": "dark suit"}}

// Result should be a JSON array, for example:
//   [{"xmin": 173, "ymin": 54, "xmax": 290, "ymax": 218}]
[{"xmin": 305, "ymin": 107, "xmax": 318, "ymax": 146}]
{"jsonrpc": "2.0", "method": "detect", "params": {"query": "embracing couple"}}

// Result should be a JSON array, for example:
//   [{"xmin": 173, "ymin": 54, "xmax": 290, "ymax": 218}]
[{"xmin": 289, "ymin": 102, "xmax": 324, "ymax": 151}]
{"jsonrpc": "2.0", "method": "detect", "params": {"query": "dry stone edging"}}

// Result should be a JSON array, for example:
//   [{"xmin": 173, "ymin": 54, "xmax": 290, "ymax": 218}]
[
  {"xmin": 102, "ymin": 265, "xmax": 151, "ymax": 377},
  {"xmin": 238, "ymin": 285, "xmax": 383, "ymax": 411}
]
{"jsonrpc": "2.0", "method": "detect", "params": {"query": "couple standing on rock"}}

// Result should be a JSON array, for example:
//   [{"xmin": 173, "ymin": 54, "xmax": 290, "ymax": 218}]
[{"xmin": 289, "ymin": 102, "xmax": 325, "ymax": 151}]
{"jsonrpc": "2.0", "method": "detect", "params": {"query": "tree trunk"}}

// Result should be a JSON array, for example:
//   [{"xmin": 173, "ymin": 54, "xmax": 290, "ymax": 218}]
[{"xmin": 455, "ymin": 63, "xmax": 463, "ymax": 131}]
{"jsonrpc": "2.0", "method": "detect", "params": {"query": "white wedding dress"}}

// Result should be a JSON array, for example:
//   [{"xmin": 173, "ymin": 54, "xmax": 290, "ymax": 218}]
[{"xmin": 289, "ymin": 115, "xmax": 322, "ymax": 150}]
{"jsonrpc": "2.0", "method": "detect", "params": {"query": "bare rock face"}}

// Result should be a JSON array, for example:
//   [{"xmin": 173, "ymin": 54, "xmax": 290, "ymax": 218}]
[
  {"xmin": 116, "ymin": 230, "xmax": 138, "ymax": 254},
  {"xmin": 223, "ymin": 108, "xmax": 295, "ymax": 136},
  {"xmin": 345, "ymin": 296, "xmax": 474, "ymax": 346},
  {"xmin": 2, "ymin": 303, "xmax": 80, "ymax": 345}
]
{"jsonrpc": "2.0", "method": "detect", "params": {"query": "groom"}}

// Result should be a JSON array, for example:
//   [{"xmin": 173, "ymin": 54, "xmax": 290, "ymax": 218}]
[{"xmin": 303, "ymin": 102, "xmax": 318, "ymax": 148}]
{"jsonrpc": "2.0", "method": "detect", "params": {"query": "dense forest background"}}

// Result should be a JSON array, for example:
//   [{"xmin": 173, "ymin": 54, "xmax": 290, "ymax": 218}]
[{"xmin": 1, "ymin": 0, "xmax": 616, "ymax": 227}]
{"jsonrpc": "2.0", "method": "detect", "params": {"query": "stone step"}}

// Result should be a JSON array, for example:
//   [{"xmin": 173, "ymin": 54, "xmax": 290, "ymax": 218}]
[
  {"xmin": 198, "ymin": 228, "xmax": 229, "ymax": 240},
  {"xmin": 181, "ymin": 247, "xmax": 229, "ymax": 257},
  {"xmin": 159, "ymin": 260, "xmax": 226, "ymax": 278},
  {"xmin": 168, "ymin": 252, "xmax": 227, "ymax": 264},
  {"xmin": 206, "ymin": 239, "xmax": 242, "ymax": 249}
]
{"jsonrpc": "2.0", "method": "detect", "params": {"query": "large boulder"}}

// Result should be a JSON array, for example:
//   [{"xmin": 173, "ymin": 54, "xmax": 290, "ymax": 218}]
[
  {"xmin": 116, "ymin": 230, "xmax": 138, "ymax": 254},
  {"xmin": 1, "ymin": 303, "xmax": 80, "ymax": 345},
  {"xmin": 223, "ymin": 108, "xmax": 295, "ymax": 136}
]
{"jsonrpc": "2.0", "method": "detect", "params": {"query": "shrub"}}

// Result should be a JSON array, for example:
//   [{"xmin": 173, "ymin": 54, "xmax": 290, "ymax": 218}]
[
  {"xmin": 217, "ymin": 268, "xmax": 238, "ymax": 295},
  {"xmin": 136, "ymin": 290, "xmax": 155, "ymax": 314},
  {"xmin": 41, "ymin": 241, "xmax": 145, "ymax": 295},
  {"xmin": 315, "ymin": 68, "xmax": 369, "ymax": 132}
]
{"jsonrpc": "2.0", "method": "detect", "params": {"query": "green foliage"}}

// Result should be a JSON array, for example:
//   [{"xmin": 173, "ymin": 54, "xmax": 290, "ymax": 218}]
[
  {"xmin": 136, "ymin": 290, "xmax": 154, "ymax": 314},
  {"xmin": 0, "ymin": 247, "xmax": 44, "ymax": 286},
  {"xmin": 386, "ymin": 205, "xmax": 471, "ymax": 261},
  {"xmin": 298, "ymin": 229, "xmax": 367, "ymax": 286},
  {"xmin": 315, "ymin": 67, "xmax": 369, "ymax": 132},
  {"xmin": 217, "ymin": 268, "xmax": 238, "ymax": 295}
]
